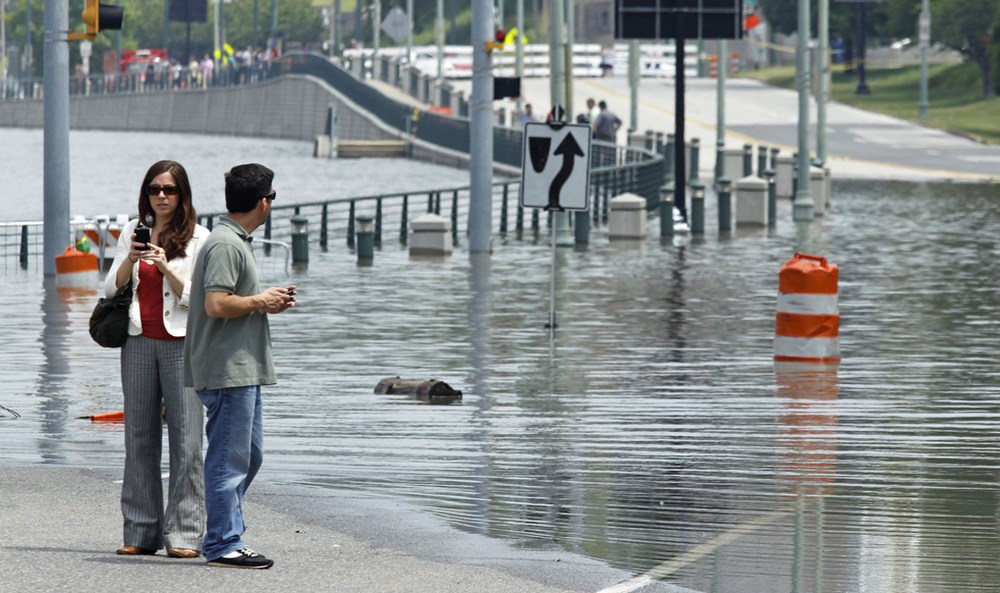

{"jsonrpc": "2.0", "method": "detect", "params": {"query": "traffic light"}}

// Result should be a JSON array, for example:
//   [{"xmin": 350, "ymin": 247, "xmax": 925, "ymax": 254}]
[
  {"xmin": 69, "ymin": 0, "xmax": 124, "ymax": 41},
  {"xmin": 485, "ymin": 29, "xmax": 506, "ymax": 53}
]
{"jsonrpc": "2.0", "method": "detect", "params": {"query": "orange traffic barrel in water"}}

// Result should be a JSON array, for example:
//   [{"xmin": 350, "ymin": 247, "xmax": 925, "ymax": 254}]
[
  {"xmin": 774, "ymin": 253, "xmax": 840, "ymax": 362},
  {"xmin": 55, "ymin": 244, "xmax": 100, "ymax": 287}
]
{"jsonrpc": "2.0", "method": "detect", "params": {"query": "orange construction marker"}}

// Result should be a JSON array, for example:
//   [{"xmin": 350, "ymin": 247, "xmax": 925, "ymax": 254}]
[{"xmin": 774, "ymin": 253, "xmax": 840, "ymax": 362}]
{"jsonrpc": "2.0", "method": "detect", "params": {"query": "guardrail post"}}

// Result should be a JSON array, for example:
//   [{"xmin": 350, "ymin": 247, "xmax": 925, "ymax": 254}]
[
  {"xmin": 264, "ymin": 213, "xmax": 272, "ymax": 256},
  {"xmin": 427, "ymin": 192, "xmax": 434, "ymax": 213},
  {"xmin": 765, "ymin": 169, "xmax": 777, "ymax": 225},
  {"xmin": 644, "ymin": 130, "xmax": 654, "ymax": 151},
  {"xmin": 434, "ymin": 192, "xmax": 441, "ymax": 215},
  {"xmin": 500, "ymin": 183, "xmax": 509, "ymax": 235},
  {"xmin": 743, "ymin": 143, "xmax": 753, "ymax": 177},
  {"xmin": 769, "ymin": 146, "xmax": 780, "ymax": 171},
  {"xmin": 531, "ymin": 208, "xmax": 540, "ymax": 234},
  {"xmin": 655, "ymin": 132, "xmax": 665, "ymax": 154},
  {"xmin": 400, "ymin": 195, "xmax": 409, "ymax": 244},
  {"xmin": 451, "ymin": 190, "xmax": 459, "ymax": 245},
  {"xmin": 516, "ymin": 202, "xmax": 524, "ymax": 236},
  {"xmin": 375, "ymin": 197, "xmax": 384, "ymax": 247},
  {"xmin": 320, "ymin": 204, "xmax": 329, "ymax": 251},
  {"xmin": 757, "ymin": 144, "xmax": 768, "ymax": 177},
  {"xmin": 20, "ymin": 225, "xmax": 29, "ymax": 269},
  {"xmin": 347, "ymin": 200, "xmax": 356, "ymax": 247}
]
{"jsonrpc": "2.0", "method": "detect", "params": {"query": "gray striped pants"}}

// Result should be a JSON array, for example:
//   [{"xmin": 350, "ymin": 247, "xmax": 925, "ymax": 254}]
[{"xmin": 120, "ymin": 335, "xmax": 205, "ymax": 551}]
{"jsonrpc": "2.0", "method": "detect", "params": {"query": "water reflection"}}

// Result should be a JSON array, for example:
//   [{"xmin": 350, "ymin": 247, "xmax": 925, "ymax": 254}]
[{"xmin": 35, "ymin": 280, "xmax": 88, "ymax": 463}]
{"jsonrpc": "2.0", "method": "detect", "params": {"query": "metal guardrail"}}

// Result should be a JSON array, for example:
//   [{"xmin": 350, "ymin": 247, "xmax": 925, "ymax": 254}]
[{"xmin": 3, "ymin": 52, "xmax": 668, "ymax": 272}]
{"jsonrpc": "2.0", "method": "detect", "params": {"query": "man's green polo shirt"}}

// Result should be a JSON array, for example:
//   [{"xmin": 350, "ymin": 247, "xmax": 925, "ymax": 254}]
[{"xmin": 184, "ymin": 217, "xmax": 276, "ymax": 390}]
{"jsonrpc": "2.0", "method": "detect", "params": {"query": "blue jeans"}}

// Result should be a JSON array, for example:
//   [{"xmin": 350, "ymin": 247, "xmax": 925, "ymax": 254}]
[{"xmin": 196, "ymin": 385, "xmax": 263, "ymax": 561}]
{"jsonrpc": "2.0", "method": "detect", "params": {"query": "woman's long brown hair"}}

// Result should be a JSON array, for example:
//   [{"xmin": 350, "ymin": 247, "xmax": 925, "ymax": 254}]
[{"xmin": 137, "ymin": 160, "xmax": 197, "ymax": 261}]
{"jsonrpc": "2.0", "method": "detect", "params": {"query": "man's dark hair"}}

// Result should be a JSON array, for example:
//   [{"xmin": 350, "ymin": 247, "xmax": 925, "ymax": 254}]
[
  {"xmin": 225, "ymin": 163, "xmax": 274, "ymax": 213},
  {"xmin": 598, "ymin": 101, "xmax": 607, "ymax": 110}
]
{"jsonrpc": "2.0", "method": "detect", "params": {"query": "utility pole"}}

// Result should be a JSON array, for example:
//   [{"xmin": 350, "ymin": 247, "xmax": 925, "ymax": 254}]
[
  {"xmin": 716, "ymin": 38, "xmax": 726, "ymax": 151},
  {"xmin": 43, "ymin": 0, "xmax": 71, "ymax": 276},
  {"xmin": 817, "ymin": 0, "xmax": 829, "ymax": 164},
  {"xmin": 549, "ymin": 0, "xmax": 572, "ymax": 245},
  {"xmin": 918, "ymin": 0, "xmax": 930, "ymax": 118},
  {"xmin": 436, "ymin": 0, "xmax": 444, "ymax": 80},
  {"xmin": 469, "ymin": 0, "xmax": 493, "ymax": 253},
  {"xmin": 793, "ymin": 0, "xmax": 814, "ymax": 220},
  {"xmin": 564, "ymin": 0, "xmax": 574, "ymax": 118},
  {"xmin": 515, "ymin": 0, "xmax": 523, "ymax": 111}
]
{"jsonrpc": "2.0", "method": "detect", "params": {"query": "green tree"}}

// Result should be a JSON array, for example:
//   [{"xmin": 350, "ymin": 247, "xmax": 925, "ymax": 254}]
[{"xmin": 933, "ymin": 0, "xmax": 997, "ymax": 98}]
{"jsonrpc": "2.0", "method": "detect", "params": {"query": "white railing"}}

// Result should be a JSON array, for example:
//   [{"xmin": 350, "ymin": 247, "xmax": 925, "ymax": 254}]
[{"xmin": 344, "ymin": 42, "xmax": 700, "ymax": 80}]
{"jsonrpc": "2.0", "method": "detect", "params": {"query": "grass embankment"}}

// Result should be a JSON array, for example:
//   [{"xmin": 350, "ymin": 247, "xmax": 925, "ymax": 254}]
[{"xmin": 740, "ymin": 61, "xmax": 1000, "ymax": 144}]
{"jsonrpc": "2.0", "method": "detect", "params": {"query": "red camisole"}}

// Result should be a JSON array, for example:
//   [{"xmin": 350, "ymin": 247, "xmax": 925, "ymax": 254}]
[{"xmin": 137, "ymin": 261, "xmax": 181, "ymax": 341}]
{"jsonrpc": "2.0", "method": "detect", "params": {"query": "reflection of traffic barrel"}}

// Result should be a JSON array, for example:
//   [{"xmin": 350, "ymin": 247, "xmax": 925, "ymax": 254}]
[
  {"xmin": 55, "ymin": 244, "xmax": 100, "ymax": 287},
  {"xmin": 774, "ymin": 253, "xmax": 840, "ymax": 362}
]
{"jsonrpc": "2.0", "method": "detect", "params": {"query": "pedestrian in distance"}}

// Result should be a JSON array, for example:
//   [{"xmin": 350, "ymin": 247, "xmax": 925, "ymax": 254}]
[
  {"xmin": 106, "ymin": 160, "xmax": 211, "ymax": 559},
  {"xmin": 593, "ymin": 100, "xmax": 622, "ymax": 144},
  {"xmin": 184, "ymin": 163, "xmax": 296, "ymax": 570},
  {"xmin": 518, "ymin": 103, "xmax": 538, "ymax": 127},
  {"xmin": 599, "ymin": 46, "xmax": 616, "ymax": 77},
  {"xmin": 586, "ymin": 97, "xmax": 600, "ymax": 124}
]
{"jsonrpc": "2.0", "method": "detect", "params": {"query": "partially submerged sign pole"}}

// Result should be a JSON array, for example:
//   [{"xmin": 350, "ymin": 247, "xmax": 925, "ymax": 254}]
[{"xmin": 520, "ymin": 113, "xmax": 592, "ymax": 330}]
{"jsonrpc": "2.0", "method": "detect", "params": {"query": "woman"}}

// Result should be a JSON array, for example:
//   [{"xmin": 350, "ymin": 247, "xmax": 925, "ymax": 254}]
[{"xmin": 104, "ymin": 160, "xmax": 211, "ymax": 558}]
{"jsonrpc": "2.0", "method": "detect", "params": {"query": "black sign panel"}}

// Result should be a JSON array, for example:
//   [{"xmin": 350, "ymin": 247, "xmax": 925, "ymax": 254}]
[
  {"xmin": 615, "ymin": 0, "xmax": 744, "ymax": 40},
  {"xmin": 168, "ymin": 0, "xmax": 207, "ymax": 23}
]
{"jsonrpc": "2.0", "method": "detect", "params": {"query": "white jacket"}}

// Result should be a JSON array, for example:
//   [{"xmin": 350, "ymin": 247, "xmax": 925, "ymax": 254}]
[{"xmin": 103, "ymin": 218, "xmax": 211, "ymax": 338}]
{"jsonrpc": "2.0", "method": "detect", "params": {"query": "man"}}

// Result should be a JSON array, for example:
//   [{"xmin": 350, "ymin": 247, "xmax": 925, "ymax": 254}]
[
  {"xmin": 593, "ymin": 101, "xmax": 622, "ymax": 144},
  {"xmin": 518, "ymin": 103, "xmax": 537, "ymax": 127},
  {"xmin": 586, "ymin": 98, "xmax": 600, "ymax": 125},
  {"xmin": 184, "ymin": 163, "xmax": 296, "ymax": 569}
]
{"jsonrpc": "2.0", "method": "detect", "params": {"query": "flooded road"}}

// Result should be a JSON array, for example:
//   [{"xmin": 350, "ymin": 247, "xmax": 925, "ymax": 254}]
[{"xmin": 2, "ymin": 179, "xmax": 999, "ymax": 593}]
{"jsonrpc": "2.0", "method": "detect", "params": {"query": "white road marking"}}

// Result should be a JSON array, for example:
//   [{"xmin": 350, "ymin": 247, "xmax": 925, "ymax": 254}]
[{"xmin": 594, "ymin": 505, "xmax": 795, "ymax": 593}]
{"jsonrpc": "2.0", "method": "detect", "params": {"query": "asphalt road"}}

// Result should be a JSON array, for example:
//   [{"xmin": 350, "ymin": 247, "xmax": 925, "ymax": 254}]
[{"xmin": 454, "ymin": 74, "xmax": 1000, "ymax": 183}]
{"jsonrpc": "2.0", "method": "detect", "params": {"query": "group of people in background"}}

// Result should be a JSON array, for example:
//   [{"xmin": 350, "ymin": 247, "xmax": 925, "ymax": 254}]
[
  {"xmin": 517, "ymin": 96, "xmax": 621, "ymax": 144},
  {"xmin": 107, "ymin": 160, "xmax": 295, "ymax": 569}
]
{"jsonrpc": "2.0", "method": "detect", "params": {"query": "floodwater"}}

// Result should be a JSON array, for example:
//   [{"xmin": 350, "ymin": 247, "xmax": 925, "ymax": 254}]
[{"xmin": 2, "ymin": 128, "xmax": 1000, "ymax": 592}]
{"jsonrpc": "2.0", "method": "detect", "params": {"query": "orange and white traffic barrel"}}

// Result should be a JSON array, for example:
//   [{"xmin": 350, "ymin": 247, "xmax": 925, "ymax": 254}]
[
  {"xmin": 774, "ymin": 253, "xmax": 840, "ymax": 362},
  {"xmin": 54, "ymin": 244, "xmax": 99, "ymax": 287}
]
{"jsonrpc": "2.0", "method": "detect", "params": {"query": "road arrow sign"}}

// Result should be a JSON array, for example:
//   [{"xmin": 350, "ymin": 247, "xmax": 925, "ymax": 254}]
[{"xmin": 520, "ymin": 122, "xmax": 592, "ymax": 211}]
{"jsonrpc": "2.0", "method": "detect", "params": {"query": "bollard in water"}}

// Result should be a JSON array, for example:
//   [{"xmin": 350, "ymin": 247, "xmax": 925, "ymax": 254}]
[
  {"xmin": 690, "ymin": 182, "xmax": 706, "ymax": 234},
  {"xmin": 659, "ymin": 183, "xmax": 675, "ymax": 238},
  {"xmin": 717, "ymin": 177, "xmax": 732, "ymax": 232},
  {"xmin": 757, "ymin": 145, "xmax": 768, "ymax": 177},
  {"xmin": 765, "ymin": 169, "xmax": 777, "ymax": 226},
  {"xmin": 290, "ymin": 215, "xmax": 309, "ymax": 264},
  {"xmin": 664, "ymin": 133, "xmax": 675, "ymax": 181},
  {"xmin": 689, "ymin": 138, "xmax": 701, "ymax": 183},
  {"xmin": 356, "ymin": 214, "xmax": 374, "ymax": 264},
  {"xmin": 742, "ymin": 143, "xmax": 753, "ymax": 177},
  {"xmin": 574, "ymin": 211, "xmax": 590, "ymax": 245}
]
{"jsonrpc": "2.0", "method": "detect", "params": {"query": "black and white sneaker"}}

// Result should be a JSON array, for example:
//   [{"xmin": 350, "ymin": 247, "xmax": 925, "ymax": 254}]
[{"xmin": 207, "ymin": 547, "xmax": 274, "ymax": 569}]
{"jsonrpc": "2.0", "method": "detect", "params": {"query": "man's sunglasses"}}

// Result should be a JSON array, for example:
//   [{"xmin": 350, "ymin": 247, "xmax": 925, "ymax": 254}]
[
  {"xmin": 262, "ymin": 191, "xmax": 277, "ymax": 202},
  {"xmin": 147, "ymin": 184, "xmax": 180, "ymax": 196}
]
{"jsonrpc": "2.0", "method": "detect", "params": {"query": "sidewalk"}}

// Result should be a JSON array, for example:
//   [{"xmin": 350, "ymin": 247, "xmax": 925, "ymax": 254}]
[{"xmin": 0, "ymin": 466, "xmax": 691, "ymax": 593}]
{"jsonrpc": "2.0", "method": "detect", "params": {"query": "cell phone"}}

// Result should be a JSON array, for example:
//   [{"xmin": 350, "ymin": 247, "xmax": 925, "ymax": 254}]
[{"xmin": 134, "ymin": 226, "xmax": 151, "ymax": 250}]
